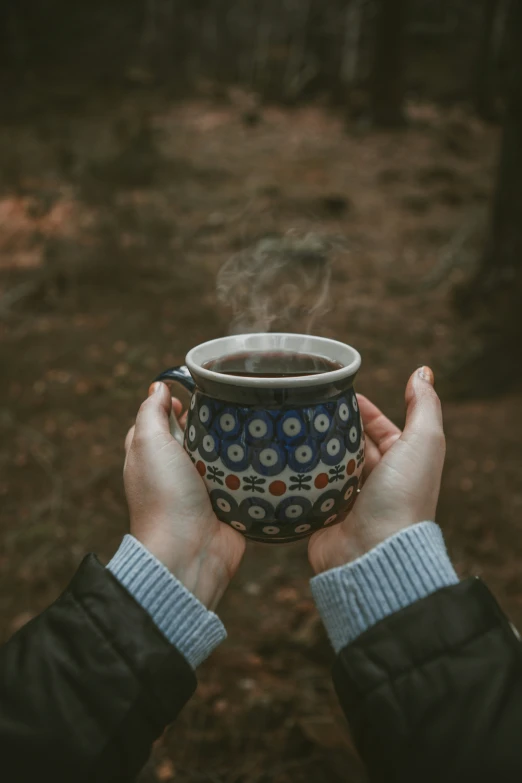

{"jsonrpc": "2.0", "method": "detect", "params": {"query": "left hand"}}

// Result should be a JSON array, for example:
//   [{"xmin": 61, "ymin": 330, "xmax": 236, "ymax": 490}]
[
  {"xmin": 123, "ymin": 382, "xmax": 246, "ymax": 610},
  {"xmin": 308, "ymin": 367, "xmax": 446, "ymax": 574}
]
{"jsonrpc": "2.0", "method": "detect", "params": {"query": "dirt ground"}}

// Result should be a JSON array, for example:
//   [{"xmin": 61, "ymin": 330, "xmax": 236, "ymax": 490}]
[{"xmin": 1, "ymin": 94, "xmax": 521, "ymax": 782}]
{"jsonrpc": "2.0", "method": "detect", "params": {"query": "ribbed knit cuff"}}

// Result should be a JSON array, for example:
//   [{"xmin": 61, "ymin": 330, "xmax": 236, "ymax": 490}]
[
  {"xmin": 311, "ymin": 522, "xmax": 459, "ymax": 653},
  {"xmin": 107, "ymin": 535, "xmax": 226, "ymax": 668}
]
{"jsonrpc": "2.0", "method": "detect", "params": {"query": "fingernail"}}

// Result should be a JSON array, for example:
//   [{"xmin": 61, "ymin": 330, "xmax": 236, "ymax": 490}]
[
  {"xmin": 148, "ymin": 382, "xmax": 162, "ymax": 396},
  {"xmin": 417, "ymin": 366, "xmax": 434, "ymax": 385}
]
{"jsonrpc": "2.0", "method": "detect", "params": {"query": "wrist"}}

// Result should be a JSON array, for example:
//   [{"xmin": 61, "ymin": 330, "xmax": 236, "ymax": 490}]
[
  {"xmin": 311, "ymin": 517, "xmax": 412, "ymax": 574},
  {"xmin": 311, "ymin": 522, "xmax": 458, "ymax": 651},
  {"xmin": 107, "ymin": 535, "xmax": 227, "ymax": 666},
  {"xmin": 134, "ymin": 532, "xmax": 229, "ymax": 611}
]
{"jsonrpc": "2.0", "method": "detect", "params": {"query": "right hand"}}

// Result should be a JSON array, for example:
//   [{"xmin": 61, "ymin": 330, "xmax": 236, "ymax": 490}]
[
  {"xmin": 309, "ymin": 367, "xmax": 446, "ymax": 574},
  {"xmin": 123, "ymin": 382, "xmax": 246, "ymax": 610}
]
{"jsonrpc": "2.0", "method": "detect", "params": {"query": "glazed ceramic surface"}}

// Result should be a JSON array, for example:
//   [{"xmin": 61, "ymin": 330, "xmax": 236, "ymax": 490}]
[
  {"xmin": 185, "ymin": 390, "xmax": 364, "ymax": 542},
  {"xmin": 156, "ymin": 333, "xmax": 364, "ymax": 543}
]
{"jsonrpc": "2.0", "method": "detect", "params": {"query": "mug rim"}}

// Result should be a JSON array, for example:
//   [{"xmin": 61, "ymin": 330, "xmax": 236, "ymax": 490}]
[{"xmin": 186, "ymin": 333, "xmax": 361, "ymax": 390}]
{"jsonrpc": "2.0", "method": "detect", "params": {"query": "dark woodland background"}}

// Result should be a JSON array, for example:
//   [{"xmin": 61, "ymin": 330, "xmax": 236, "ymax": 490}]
[{"xmin": 1, "ymin": 1, "xmax": 521, "ymax": 781}]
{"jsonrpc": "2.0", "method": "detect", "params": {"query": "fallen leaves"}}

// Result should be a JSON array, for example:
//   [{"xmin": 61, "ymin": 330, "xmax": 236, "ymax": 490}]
[{"xmin": 113, "ymin": 362, "xmax": 130, "ymax": 378}]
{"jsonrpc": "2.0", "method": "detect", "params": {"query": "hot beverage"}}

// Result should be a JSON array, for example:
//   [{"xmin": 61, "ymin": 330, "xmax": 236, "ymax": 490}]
[
  {"xmin": 154, "ymin": 333, "xmax": 363, "ymax": 543},
  {"xmin": 203, "ymin": 351, "xmax": 343, "ymax": 378}
]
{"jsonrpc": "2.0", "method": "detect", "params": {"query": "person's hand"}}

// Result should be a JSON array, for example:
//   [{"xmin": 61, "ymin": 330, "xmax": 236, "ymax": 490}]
[
  {"xmin": 308, "ymin": 367, "xmax": 446, "ymax": 574},
  {"xmin": 123, "ymin": 382, "xmax": 246, "ymax": 610}
]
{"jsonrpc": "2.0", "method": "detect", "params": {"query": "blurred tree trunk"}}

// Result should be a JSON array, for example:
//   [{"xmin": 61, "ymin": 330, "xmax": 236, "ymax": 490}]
[
  {"xmin": 341, "ymin": 0, "xmax": 363, "ymax": 86},
  {"xmin": 370, "ymin": 0, "xmax": 408, "ymax": 127},
  {"xmin": 454, "ymin": 0, "xmax": 522, "ymax": 393},
  {"xmin": 0, "ymin": 2, "xmax": 27, "ymax": 73},
  {"xmin": 473, "ymin": 0, "xmax": 506, "ymax": 121}
]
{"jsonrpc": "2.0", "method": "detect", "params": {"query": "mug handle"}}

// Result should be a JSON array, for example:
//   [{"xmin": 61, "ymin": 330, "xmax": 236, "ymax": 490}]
[{"xmin": 154, "ymin": 366, "xmax": 196, "ymax": 445}]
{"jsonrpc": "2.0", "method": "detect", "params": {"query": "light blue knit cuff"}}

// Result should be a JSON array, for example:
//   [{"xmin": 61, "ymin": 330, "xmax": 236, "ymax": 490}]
[
  {"xmin": 310, "ymin": 521, "xmax": 459, "ymax": 653},
  {"xmin": 107, "ymin": 535, "xmax": 227, "ymax": 668}
]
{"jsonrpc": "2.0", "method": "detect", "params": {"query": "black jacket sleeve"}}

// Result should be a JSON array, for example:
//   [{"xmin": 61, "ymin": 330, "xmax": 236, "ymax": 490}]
[
  {"xmin": 333, "ymin": 578, "xmax": 522, "ymax": 783},
  {"xmin": 0, "ymin": 555, "xmax": 197, "ymax": 783}
]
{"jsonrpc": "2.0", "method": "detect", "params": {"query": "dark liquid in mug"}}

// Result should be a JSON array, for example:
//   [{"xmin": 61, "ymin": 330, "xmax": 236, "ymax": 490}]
[{"xmin": 204, "ymin": 351, "xmax": 343, "ymax": 378}]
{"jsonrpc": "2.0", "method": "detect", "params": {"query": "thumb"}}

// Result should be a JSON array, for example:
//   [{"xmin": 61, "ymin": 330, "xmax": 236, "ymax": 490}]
[
  {"xmin": 134, "ymin": 382, "xmax": 173, "ymax": 443},
  {"xmin": 403, "ymin": 366, "xmax": 444, "ymax": 444},
  {"xmin": 400, "ymin": 366, "xmax": 446, "ymax": 520}
]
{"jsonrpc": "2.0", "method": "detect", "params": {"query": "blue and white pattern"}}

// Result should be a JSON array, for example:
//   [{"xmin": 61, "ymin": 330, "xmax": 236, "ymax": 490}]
[
  {"xmin": 287, "ymin": 437, "xmax": 320, "ymax": 473},
  {"xmin": 215, "ymin": 408, "xmax": 241, "ymax": 438},
  {"xmin": 339, "ymin": 476, "xmax": 359, "ymax": 511},
  {"xmin": 185, "ymin": 389, "xmax": 364, "ymax": 542},
  {"xmin": 276, "ymin": 496, "xmax": 312, "ymax": 523},
  {"xmin": 277, "ymin": 410, "xmax": 307, "ymax": 444},
  {"xmin": 251, "ymin": 442, "xmax": 287, "ymax": 476},
  {"xmin": 239, "ymin": 496, "xmax": 274, "ymax": 523},
  {"xmin": 220, "ymin": 439, "xmax": 249, "ymax": 471},
  {"xmin": 320, "ymin": 431, "xmax": 346, "ymax": 465},
  {"xmin": 209, "ymin": 488, "xmax": 239, "ymax": 523},
  {"xmin": 245, "ymin": 410, "xmax": 274, "ymax": 443}
]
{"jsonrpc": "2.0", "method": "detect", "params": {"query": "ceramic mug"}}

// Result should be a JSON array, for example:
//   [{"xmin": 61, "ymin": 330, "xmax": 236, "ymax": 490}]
[{"xmin": 155, "ymin": 333, "xmax": 364, "ymax": 543}]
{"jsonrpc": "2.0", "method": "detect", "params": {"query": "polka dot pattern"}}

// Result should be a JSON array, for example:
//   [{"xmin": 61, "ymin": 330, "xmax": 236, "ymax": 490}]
[
  {"xmin": 239, "ymin": 497, "xmax": 274, "ymax": 524},
  {"xmin": 312, "ymin": 489, "xmax": 342, "ymax": 522},
  {"xmin": 287, "ymin": 438, "xmax": 320, "ymax": 473},
  {"xmin": 225, "ymin": 474, "xmax": 241, "ymax": 490},
  {"xmin": 269, "ymin": 480, "xmax": 287, "ymax": 496},
  {"xmin": 251, "ymin": 443, "xmax": 287, "ymax": 476},
  {"xmin": 314, "ymin": 473, "xmax": 329, "ymax": 489},
  {"xmin": 185, "ymin": 388, "xmax": 363, "ymax": 542},
  {"xmin": 344, "ymin": 395, "xmax": 362, "ymax": 450},
  {"xmin": 199, "ymin": 432, "xmax": 219, "ymax": 462},
  {"xmin": 209, "ymin": 489, "xmax": 239, "ymax": 523},
  {"xmin": 221, "ymin": 440, "xmax": 249, "ymax": 471},
  {"xmin": 216, "ymin": 408, "xmax": 241, "ymax": 438},
  {"xmin": 339, "ymin": 476, "xmax": 360, "ymax": 514},
  {"xmin": 320, "ymin": 433, "xmax": 346, "ymax": 466},
  {"xmin": 277, "ymin": 411, "xmax": 306, "ymax": 444},
  {"xmin": 245, "ymin": 410, "xmax": 274, "ymax": 443},
  {"xmin": 312, "ymin": 405, "xmax": 332, "ymax": 436},
  {"xmin": 276, "ymin": 496, "xmax": 312, "ymax": 523}
]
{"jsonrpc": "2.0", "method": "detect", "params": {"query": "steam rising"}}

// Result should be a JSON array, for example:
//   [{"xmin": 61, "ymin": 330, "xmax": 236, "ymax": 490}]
[{"xmin": 217, "ymin": 233, "xmax": 336, "ymax": 334}]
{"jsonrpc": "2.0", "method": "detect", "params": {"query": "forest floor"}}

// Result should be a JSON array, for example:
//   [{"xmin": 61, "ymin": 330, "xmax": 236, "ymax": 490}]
[{"xmin": 1, "ymin": 92, "xmax": 521, "ymax": 782}]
